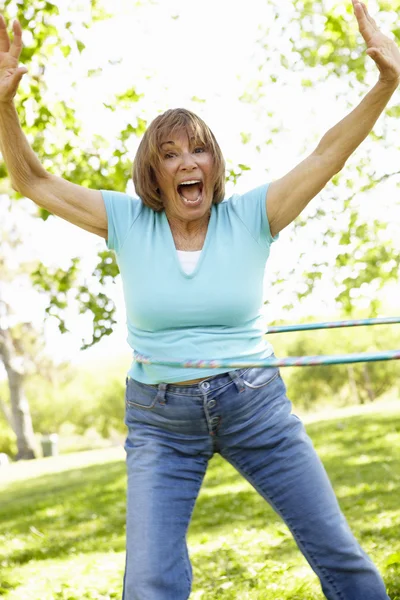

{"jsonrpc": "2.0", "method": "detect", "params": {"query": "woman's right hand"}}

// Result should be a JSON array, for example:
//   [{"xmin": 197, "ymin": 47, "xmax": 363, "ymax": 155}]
[{"xmin": 0, "ymin": 16, "xmax": 27, "ymax": 103}]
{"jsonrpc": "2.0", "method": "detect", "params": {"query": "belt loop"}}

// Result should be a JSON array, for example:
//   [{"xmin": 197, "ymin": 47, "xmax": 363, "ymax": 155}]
[
  {"xmin": 228, "ymin": 370, "xmax": 245, "ymax": 393},
  {"xmin": 156, "ymin": 383, "xmax": 168, "ymax": 405}
]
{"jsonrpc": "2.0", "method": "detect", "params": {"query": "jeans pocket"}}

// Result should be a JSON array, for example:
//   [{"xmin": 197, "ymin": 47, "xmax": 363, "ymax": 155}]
[
  {"xmin": 125, "ymin": 377, "xmax": 158, "ymax": 410},
  {"xmin": 242, "ymin": 367, "xmax": 279, "ymax": 389}
]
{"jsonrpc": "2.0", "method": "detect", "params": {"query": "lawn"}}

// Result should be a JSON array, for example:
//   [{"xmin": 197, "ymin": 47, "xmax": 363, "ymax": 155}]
[{"xmin": 0, "ymin": 400, "xmax": 399, "ymax": 599}]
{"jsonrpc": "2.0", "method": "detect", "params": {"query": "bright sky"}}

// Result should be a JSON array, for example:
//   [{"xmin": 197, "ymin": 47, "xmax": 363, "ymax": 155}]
[{"xmin": 2, "ymin": 0, "xmax": 400, "ymax": 374}]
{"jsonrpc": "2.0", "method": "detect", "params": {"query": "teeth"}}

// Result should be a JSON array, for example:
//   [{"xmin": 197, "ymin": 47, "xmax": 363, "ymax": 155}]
[
  {"xmin": 179, "ymin": 192, "xmax": 202, "ymax": 203},
  {"xmin": 179, "ymin": 180, "xmax": 201, "ymax": 186}
]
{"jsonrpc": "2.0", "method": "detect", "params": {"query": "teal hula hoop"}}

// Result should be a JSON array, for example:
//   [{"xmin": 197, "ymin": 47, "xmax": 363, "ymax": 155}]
[
  {"xmin": 266, "ymin": 316, "xmax": 400, "ymax": 334},
  {"xmin": 133, "ymin": 316, "xmax": 400, "ymax": 368}
]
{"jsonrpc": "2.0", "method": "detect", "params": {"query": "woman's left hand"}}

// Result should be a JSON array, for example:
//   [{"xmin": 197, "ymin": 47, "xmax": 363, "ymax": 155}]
[{"xmin": 352, "ymin": 0, "xmax": 400, "ymax": 85}]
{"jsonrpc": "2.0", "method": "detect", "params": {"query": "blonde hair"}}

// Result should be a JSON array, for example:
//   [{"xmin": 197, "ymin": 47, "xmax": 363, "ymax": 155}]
[{"xmin": 132, "ymin": 108, "xmax": 226, "ymax": 212}]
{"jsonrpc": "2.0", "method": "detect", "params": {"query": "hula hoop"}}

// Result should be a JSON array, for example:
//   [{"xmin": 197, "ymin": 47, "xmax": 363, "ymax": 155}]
[
  {"xmin": 266, "ymin": 316, "xmax": 400, "ymax": 334},
  {"xmin": 133, "ymin": 349, "xmax": 400, "ymax": 369},
  {"xmin": 133, "ymin": 316, "xmax": 400, "ymax": 368}
]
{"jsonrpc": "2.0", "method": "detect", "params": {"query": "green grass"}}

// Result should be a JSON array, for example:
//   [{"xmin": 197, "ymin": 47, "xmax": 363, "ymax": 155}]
[{"xmin": 0, "ymin": 401, "xmax": 399, "ymax": 599}]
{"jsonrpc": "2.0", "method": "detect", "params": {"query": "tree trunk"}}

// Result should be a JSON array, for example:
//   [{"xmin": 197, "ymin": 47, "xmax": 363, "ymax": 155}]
[
  {"xmin": 0, "ymin": 328, "xmax": 36, "ymax": 460},
  {"xmin": 0, "ymin": 394, "xmax": 14, "ymax": 428},
  {"xmin": 8, "ymin": 370, "xmax": 36, "ymax": 459},
  {"xmin": 362, "ymin": 364, "xmax": 376, "ymax": 403},
  {"xmin": 347, "ymin": 365, "xmax": 361, "ymax": 404}
]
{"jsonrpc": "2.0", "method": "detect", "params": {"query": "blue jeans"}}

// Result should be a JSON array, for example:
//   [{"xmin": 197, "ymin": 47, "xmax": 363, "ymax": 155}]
[{"xmin": 122, "ymin": 367, "xmax": 389, "ymax": 600}]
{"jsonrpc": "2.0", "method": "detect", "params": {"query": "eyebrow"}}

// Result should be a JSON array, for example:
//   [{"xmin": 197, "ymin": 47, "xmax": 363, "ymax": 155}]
[{"xmin": 160, "ymin": 136, "xmax": 198, "ymax": 149}]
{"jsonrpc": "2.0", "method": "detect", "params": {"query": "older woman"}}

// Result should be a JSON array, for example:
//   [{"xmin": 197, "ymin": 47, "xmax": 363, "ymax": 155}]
[{"xmin": 0, "ymin": 1, "xmax": 398, "ymax": 599}]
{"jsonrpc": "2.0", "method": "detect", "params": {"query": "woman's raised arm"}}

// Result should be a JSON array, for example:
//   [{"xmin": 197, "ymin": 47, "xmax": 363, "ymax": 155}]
[
  {"xmin": 0, "ymin": 16, "xmax": 108, "ymax": 238},
  {"xmin": 266, "ymin": 0, "xmax": 400, "ymax": 238}
]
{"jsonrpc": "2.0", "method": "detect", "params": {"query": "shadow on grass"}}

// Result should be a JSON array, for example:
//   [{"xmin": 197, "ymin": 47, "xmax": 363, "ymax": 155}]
[
  {"xmin": 189, "ymin": 410, "xmax": 400, "ymax": 597},
  {"xmin": 191, "ymin": 412, "xmax": 400, "ymax": 525},
  {"xmin": 0, "ymin": 572, "xmax": 20, "ymax": 595},
  {"xmin": 0, "ymin": 459, "xmax": 126, "ymax": 567},
  {"xmin": 0, "ymin": 410, "xmax": 399, "ymax": 598}
]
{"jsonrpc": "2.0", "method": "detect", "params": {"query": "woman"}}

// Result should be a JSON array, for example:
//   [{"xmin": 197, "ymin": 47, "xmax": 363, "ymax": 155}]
[{"xmin": 0, "ymin": 2, "xmax": 398, "ymax": 598}]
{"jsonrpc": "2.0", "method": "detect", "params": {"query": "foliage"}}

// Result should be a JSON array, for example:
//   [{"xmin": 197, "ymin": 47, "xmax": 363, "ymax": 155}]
[
  {"xmin": 23, "ymin": 357, "xmax": 128, "ymax": 438},
  {"xmin": 334, "ymin": 213, "xmax": 400, "ymax": 316},
  {"xmin": 1, "ymin": 0, "xmax": 145, "ymax": 349},
  {"xmin": 226, "ymin": 162, "xmax": 251, "ymax": 186},
  {"xmin": 31, "ymin": 251, "xmax": 120, "ymax": 346},
  {"xmin": 0, "ymin": 197, "xmax": 61, "ymax": 459},
  {"xmin": 271, "ymin": 321, "xmax": 400, "ymax": 409},
  {"xmin": 0, "ymin": 414, "xmax": 17, "ymax": 455},
  {"xmin": 0, "ymin": 403, "xmax": 399, "ymax": 598},
  {"xmin": 0, "ymin": 0, "xmax": 146, "ymax": 456},
  {"xmin": 254, "ymin": 0, "xmax": 400, "ymax": 316}
]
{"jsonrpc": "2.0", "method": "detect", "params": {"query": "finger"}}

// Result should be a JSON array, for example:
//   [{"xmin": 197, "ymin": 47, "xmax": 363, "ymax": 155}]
[
  {"xmin": 354, "ymin": 3, "xmax": 377, "ymax": 43},
  {"xmin": 9, "ymin": 19, "xmax": 23, "ymax": 60},
  {"xmin": 361, "ymin": 3, "xmax": 378, "ymax": 30},
  {"xmin": 366, "ymin": 47, "xmax": 395, "ymax": 75},
  {"xmin": 353, "ymin": 1, "xmax": 368, "ymax": 27},
  {"xmin": 0, "ymin": 15, "xmax": 11, "ymax": 53},
  {"xmin": 12, "ymin": 66, "xmax": 27, "ymax": 86}
]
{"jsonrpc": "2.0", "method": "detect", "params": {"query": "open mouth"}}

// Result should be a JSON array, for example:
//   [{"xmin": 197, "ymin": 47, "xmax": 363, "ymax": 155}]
[{"xmin": 177, "ymin": 180, "xmax": 203, "ymax": 206}]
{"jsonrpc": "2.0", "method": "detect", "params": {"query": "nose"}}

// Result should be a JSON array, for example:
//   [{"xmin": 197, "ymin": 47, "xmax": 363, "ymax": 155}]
[{"xmin": 180, "ymin": 151, "xmax": 197, "ymax": 170}]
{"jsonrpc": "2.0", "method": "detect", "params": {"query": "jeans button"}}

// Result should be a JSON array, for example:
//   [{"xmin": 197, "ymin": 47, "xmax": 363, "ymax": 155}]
[
  {"xmin": 211, "ymin": 416, "xmax": 220, "ymax": 425},
  {"xmin": 207, "ymin": 399, "xmax": 216, "ymax": 409},
  {"xmin": 201, "ymin": 381, "xmax": 210, "ymax": 391}
]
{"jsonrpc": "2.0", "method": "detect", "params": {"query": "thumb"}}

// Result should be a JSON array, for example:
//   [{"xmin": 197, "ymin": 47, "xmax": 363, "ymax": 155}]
[{"xmin": 366, "ymin": 47, "xmax": 379, "ymax": 59}]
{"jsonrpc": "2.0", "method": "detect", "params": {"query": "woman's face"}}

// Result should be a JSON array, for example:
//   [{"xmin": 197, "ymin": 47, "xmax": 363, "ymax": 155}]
[{"xmin": 155, "ymin": 129, "xmax": 215, "ymax": 223}]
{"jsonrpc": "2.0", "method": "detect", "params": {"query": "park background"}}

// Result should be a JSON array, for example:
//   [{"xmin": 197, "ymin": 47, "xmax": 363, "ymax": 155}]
[{"xmin": 0, "ymin": 0, "xmax": 399, "ymax": 598}]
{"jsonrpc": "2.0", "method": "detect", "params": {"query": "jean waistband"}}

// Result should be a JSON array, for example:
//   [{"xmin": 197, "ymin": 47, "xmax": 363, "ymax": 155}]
[{"xmin": 129, "ymin": 368, "xmax": 250, "ymax": 397}]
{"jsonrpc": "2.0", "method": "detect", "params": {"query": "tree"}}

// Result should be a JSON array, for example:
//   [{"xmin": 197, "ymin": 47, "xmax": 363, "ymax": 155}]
[
  {"xmin": 0, "ymin": 197, "xmax": 47, "ymax": 458},
  {"xmin": 0, "ymin": 323, "xmax": 37, "ymax": 459},
  {"xmin": 1, "ymin": 0, "xmax": 147, "ymax": 343},
  {"xmin": 251, "ymin": 0, "xmax": 400, "ymax": 317},
  {"xmin": 0, "ymin": 0, "xmax": 144, "ymax": 457}
]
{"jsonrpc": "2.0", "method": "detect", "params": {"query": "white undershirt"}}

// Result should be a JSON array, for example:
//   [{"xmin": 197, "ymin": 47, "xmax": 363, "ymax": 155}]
[{"xmin": 176, "ymin": 250, "xmax": 201, "ymax": 274}]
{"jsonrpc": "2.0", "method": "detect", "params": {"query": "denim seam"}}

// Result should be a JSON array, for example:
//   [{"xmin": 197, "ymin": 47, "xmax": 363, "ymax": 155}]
[
  {"xmin": 180, "ymin": 545, "xmax": 192, "ymax": 599},
  {"xmin": 179, "ymin": 474, "xmax": 204, "ymax": 599},
  {"xmin": 221, "ymin": 453, "xmax": 346, "ymax": 600},
  {"xmin": 122, "ymin": 549, "xmax": 128, "ymax": 600},
  {"xmin": 125, "ymin": 398, "xmax": 158, "ymax": 410},
  {"xmin": 242, "ymin": 370, "xmax": 279, "ymax": 389}
]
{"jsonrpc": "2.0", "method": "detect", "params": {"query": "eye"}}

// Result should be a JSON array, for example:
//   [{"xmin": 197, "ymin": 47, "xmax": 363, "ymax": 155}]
[
  {"xmin": 193, "ymin": 146, "xmax": 205, "ymax": 154},
  {"xmin": 164, "ymin": 152, "xmax": 176, "ymax": 159}
]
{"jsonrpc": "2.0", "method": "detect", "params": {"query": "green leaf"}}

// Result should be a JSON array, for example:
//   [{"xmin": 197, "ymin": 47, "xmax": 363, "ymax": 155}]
[
  {"xmin": 76, "ymin": 40, "xmax": 86, "ymax": 53},
  {"xmin": 191, "ymin": 96, "xmax": 206, "ymax": 103},
  {"xmin": 385, "ymin": 552, "xmax": 400, "ymax": 567},
  {"xmin": 60, "ymin": 46, "xmax": 72, "ymax": 58}
]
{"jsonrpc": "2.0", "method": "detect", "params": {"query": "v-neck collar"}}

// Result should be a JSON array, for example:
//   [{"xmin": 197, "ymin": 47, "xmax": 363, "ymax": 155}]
[{"xmin": 162, "ymin": 207, "xmax": 215, "ymax": 279}]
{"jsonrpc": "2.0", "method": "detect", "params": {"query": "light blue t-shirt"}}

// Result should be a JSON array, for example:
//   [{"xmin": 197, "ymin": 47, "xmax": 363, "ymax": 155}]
[{"xmin": 102, "ymin": 183, "xmax": 277, "ymax": 383}]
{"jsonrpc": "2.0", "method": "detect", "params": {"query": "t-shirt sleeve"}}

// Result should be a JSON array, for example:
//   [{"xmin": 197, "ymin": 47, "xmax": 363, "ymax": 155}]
[
  {"xmin": 230, "ymin": 183, "xmax": 279, "ymax": 247},
  {"xmin": 101, "ymin": 190, "xmax": 143, "ymax": 253}
]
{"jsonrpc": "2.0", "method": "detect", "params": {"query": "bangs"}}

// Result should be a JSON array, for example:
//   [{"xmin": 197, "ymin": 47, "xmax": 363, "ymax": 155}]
[{"xmin": 151, "ymin": 114, "xmax": 211, "ymax": 169}]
